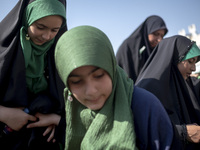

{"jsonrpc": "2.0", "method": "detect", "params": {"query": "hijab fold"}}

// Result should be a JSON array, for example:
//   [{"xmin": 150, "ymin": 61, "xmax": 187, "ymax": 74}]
[{"xmin": 55, "ymin": 25, "xmax": 137, "ymax": 149}]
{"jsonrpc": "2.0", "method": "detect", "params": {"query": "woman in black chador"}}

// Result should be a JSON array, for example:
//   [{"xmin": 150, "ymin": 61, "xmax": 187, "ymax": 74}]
[
  {"xmin": 116, "ymin": 15, "xmax": 168, "ymax": 82},
  {"xmin": 0, "ymin": 0, "xmax": 67, "ymax": 149},
  {"xmin": 136, "ymin": 35, "xmax": 200, "ymax": 149}
]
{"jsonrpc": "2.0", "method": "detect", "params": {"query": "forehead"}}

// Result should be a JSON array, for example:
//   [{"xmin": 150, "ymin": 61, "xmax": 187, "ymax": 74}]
[
  {"xmin": 69, "ymin": 66, "xmax": 100, "ymax": 76},
  {"xmin": 34, "ymin": 15, "xmax": 63, "ymax": 27},
  {"xmin": 152, "ymin": 29, "xmax": 165, "ymax": 34}
]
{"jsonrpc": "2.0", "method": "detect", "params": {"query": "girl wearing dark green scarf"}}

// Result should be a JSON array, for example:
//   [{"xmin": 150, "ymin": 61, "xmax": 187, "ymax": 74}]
[
  {"xmin": 55, "ymin": 25, "xmax": 174, "ymax": 149},
  {"xmin": 0, "ymin": 0, "xmax": 67, "ymax": 149},
  {"xmin": 20, "ymin": 0, "xmax": 66, "ymax": 93}
]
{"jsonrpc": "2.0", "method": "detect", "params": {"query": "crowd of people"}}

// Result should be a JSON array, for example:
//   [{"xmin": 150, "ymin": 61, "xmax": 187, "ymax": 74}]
[{"xmin": 1, "ymin": 0, "xmax": 200, "ymax": 150}]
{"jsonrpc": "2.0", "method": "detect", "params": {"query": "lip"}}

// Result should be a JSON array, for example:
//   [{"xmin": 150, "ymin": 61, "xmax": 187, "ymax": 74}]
[
  {"xmin": 153, "ymin": 42, "xmax": 158, "ymax": 46},
  {"xmin": 88, "ymin": 96, "xmax": 101, "ymax": 102},
  {"xmin": 35, "ymin": 38, "xmax": 45, "ymax": 44},
  {"xmin": 151, "ymin": 42, "xmax": 157, "ymax": 48},
  {"xmin": 186, "ymin": 73, "xmax": 191, "ymax": 77}
]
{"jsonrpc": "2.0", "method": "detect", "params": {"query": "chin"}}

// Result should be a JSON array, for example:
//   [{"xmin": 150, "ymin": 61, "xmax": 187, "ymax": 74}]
[{"xmin": 89, "ymin": 104, "xmax": 103, "ymax": 111}]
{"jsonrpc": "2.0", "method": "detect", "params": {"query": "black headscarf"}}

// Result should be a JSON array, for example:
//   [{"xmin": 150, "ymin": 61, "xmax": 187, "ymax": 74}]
[
  {"xmin": 116, "ymin": 15, "xmax": 168, "ymax": 82},
  {"xmin": 0, "ymin": 0, "xmax": 67, "ymax": 149},
  {"xmin": 136, "ymin": 35, "xmax": 200, "ymax": 149}
]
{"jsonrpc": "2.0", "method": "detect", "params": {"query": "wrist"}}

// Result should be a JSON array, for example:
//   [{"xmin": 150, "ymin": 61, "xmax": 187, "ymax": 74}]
[
  {"xmin": 182, "ymin": 124, "xmax": 188, "ymax": 142},
  {"xmin": 0, "ymin": 105, "xmax": 8, "ymax": 123},
  {"xmin": 52, "ymin": 114, "xmax": 61, "ymax": 126}
]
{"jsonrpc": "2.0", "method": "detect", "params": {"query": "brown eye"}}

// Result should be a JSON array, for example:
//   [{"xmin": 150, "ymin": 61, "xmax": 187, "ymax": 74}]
[
  {"xmin": 52, "ymin": 29, "xmax": 60, "ymax": 33},
  {"xmin": 37, "ymin": 26, "xmax": 44, "ymax": 30},
  {"xmin": 71, "ymin": 80, "xmax": 81, "ymax": 84},
  {"xmin": 95, "ymin": 73, "xmax": 104, "ymax": 78},
  {"xmin": 188, "ymin": 60, "xmax": 192, "ymax": 64},
  {"xmin": 153, "ymin": 33, "xmax": 159, "ymax": 36},
  {"xmin": 68, "ymin": 78, "xmax": 81, "ymax": 85}
]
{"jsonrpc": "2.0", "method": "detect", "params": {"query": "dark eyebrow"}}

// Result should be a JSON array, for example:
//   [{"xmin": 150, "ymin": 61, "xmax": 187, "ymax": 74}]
[
  {"xmin": 35, "ymin": 21, "xmax": 61, "ymax": 29},
  {"xmin": 69, "ymin": 67, "xmax": 100, "ymax": 77},
  {"xmin": 188, "ymin": 57, "xmax": 197, "ymax": 63}
]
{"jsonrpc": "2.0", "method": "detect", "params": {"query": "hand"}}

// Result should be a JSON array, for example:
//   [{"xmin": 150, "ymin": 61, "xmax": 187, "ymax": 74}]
[
  {"xmin": 43, "ymin": 125, "xmax": 56, "ymax": 143},
  {"xmin": 27, "ymin": 113, "xmax": 61, "ymax": 142},
  {"xmin": 190, "ymin": 73, "xmax": 199, "ymax": 78},
  {"xmin": 186, "ymin": 124, "xmax": 200, "ymax": 143},
  {"xmin": 0, "ymin": 105, "xmax": 37, "ymax": 131}
]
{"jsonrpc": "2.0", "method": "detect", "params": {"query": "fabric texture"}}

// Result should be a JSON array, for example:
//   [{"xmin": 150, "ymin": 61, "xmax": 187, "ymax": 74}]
[
  {"xmin": 116, "ymin": 15, "xmax": 168, "ymax": 82},
  {"xmin": 55, "ymin": 25, "xmax": 138, "ymax": 149},
  {"xmin": 136, "ymin": 35, "xmax": 200, "ymax": 149},
  {"xmin": 0, "ymin": 0, "xmax": 67, "ymax": 149}
]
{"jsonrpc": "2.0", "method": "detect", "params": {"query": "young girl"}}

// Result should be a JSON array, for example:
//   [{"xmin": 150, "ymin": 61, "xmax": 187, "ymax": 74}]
[
  {"xmin": 136, "ymin": 35, "xmax": 200, "ymax": 149},
  {"xmin": 55, "ymin": 25, "xmax": 173, "ymax": 149},
  {"xmin": 0, "ymin": 0, "xmax": 67, "ymax": 149}
]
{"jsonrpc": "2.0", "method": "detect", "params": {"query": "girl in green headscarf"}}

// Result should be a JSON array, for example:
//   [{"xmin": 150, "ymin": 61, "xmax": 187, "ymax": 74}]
[
  {"xmin": 0, "ymin": 0, "xmax": 67, "ymax": 149},
  {"xmin": 55, "ymin": 25, "xmax": 174, "ymax": 149},
  {"xmin": 20, "ymin": 0, "xmax": 66, "ymax": 93}
]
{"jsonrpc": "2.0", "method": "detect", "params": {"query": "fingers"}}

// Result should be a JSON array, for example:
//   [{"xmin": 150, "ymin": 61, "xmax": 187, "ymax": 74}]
[
  {"xmin": 43, "ymin": 125, "xmax": 56, "ymax": 142},
  {"xmin": 28, "ymin": 114, "xmax": 37, "ymax": 122},
  {"xmin": 27, "ymin": 121, "xmax": 41, "ymax": 128},
  {"xmin": 43, "ymin": 125, "xmax": 53, "ymax": 136},
  {"xmin": 47, "ymin": 128, "xmax": 55, "ymax": 142}
]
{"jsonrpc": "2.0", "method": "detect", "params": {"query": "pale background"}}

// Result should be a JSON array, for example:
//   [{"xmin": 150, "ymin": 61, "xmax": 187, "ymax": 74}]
[{"xmin": 1, "ymin": 0, "xmax": 200, "ymax": 54}]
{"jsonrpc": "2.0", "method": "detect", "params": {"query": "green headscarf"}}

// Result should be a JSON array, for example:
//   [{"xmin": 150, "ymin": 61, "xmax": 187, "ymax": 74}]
[
  {"xmin": 20, "ymin": 0, "xmax": 66, "ymax": 93},
  {"xmin": 55, "ymin": 26, "xmax": 137, "ymax": 149},
  {"xmin": 182, "ymin": 43, "xmax": 200, "ymax": 61}
]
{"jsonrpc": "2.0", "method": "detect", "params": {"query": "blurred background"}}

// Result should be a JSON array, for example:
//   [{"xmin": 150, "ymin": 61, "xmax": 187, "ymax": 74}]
[{"xmin": 1, "ymin": 0, "xmax": 200, "ymax": 54}]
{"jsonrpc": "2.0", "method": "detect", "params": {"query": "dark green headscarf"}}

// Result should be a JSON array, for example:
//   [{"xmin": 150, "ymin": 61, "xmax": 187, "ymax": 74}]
[
  {"xmin": 20, "ymin": 0, "xmax": 66, "ymax": 93},
  {"xmin": 55, "ymin": 26, "xmax": 137, "ymax": 149}
]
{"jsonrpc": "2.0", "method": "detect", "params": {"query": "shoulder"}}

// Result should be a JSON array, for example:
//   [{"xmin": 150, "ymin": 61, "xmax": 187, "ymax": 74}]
[
  {"xmin": 132, "ymin": 86, "xmax": 167, "ymax": 116},
  {"xmin": 132, "ymin": 86, "xmax": 161, "ymax": 106},
  {"xmin": 132, "ymin": 86, "xmax": 173, "ymax": 150}
]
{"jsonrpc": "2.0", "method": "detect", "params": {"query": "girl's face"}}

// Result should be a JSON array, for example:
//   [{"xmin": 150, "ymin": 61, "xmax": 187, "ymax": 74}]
[
  {"xmin": 178, "ymin": 56, "xmax": 198, "ymax": 80},
  {"xmin": 28, "ymin": 15, "xmax": 63, "ymax": 45},
  {"xmin": 148, "ymin": 29, "xmax": 165, "ymax": 49},
  {"xmin": 67, "ymin": 66, "xmax": 112, "ymax": 110}
]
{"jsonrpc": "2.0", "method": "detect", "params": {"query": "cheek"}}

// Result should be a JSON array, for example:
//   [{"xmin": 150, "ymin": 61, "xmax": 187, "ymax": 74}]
[
  {"xmin": 148, "ymin": 35, "xmax": 153, "ymax": 43},
  {"xmin": 177, "ymin": 63, "xmax": 183, "ymax": 73},
  {"xmin": 51, "ymin": 32, "xmax": 59, "ymax": 39},
  {"xmin": 69, "ymin": 86, "xmax": 81, "ymax": 100},
  {"xmin": 101, "ymin": 77, "xmax": 112, "ymax": 97},
  {"xmin": 178, "ymin": 63, "xmax": 187, "ymax": 78},
  {"xmin": 28, "ymin": 26, "xmax": 38, "ymax": 38}
]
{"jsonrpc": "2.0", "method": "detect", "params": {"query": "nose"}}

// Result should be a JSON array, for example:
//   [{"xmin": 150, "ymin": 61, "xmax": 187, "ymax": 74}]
[
  {"xmin": 42, "ymin": 31, "xmax": 51, "ymax": 41},
  {"xmin": 157, "ymin": 36, "xmax": 163, "ymax": 42},
  {"xmin": 191, "ymin": 64, "xmax": 196, "ymax": 71},
  {"xmin": 85, "ymin": 80, "xmax": 98, "ymax": 96}
]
